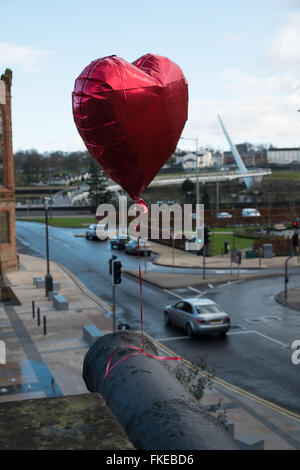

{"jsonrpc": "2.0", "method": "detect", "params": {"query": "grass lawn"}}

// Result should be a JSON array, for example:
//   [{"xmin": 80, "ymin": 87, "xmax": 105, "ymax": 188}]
[
  {"xmin": 209, "ymin": 231, "xmax": 254, "ymax": 256},
  {"xmin": 17, "ymin": 216, "xmax": 96, "ymax": 228},
  {"xmin": 266, "ymin": 171, "xmax": 300, "ymax": 181}
]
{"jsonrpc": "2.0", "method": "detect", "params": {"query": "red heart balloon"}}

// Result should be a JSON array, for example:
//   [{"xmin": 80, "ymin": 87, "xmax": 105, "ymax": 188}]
[{"xmin": 72, "ymin": 54, "xmax": 188, "ymax": 199}]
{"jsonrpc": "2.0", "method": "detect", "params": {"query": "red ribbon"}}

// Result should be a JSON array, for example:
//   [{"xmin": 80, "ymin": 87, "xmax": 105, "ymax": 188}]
[{"xmin": 103, "ymin": 197, "xmax": 182, "ymax": 384}]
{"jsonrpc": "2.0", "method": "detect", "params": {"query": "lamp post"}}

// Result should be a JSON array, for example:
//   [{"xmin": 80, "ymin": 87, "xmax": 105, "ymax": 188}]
[
  {"xmin": 253, "ymin": 190, "xmax": 259, "ymax": 227},
  {"xmin": 179, "ymin": 137, "xmax": 199, "ymax": 206},
  {"xmin": 231, "ymin": 193, "xmax": 237, "ymax": 250},
  {"xmin": 44, "ymin": 197, "xmax": 53, "ymax": 296}
]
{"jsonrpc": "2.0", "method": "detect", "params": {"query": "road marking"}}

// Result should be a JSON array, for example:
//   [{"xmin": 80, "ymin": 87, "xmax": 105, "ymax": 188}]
[
  {"xmin": 197, "ymin": 291, "xmax": 208, "ymax": 297},
  {"xmin": 208, "ymin": 284, "xmax": 214, "ymax": 288},
  {"xmin": 217, "ymin": 281, "xmax": 231, "ymax": 288},
  {"xmin": 163, "ymin": 289, "xmax": 183, "ymax": 299},
  {"xmin": 251, "ymin": 330, "xmax": 289, "ymax": 348},
  {"xmin": 187, "ymin": 287, "xmax": 208, "ymax": 298},
  {"xmin": 156, "ymin": 336, "xmax": 190, "ymax": 342},
  {"xmin": 226, "ymin": 330, "xmax": 253, "ymax": 335},
  {"xmin": 146, "ymin": 333, "xmax": 300, "ymax": 423},
  {"xmin": 226, "ymin": 328, "xmax": 289, "ymax": 347},
  {"xmin": 188, "ymin": 286, "xmax": 202, "ymax": 294},
  {"xmin": 217, "ymin": 280, "xmax": 242, "ymax": 288}
]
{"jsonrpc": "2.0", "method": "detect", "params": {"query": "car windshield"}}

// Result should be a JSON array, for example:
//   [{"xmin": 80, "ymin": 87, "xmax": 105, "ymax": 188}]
[
  {"xmin": 195, "ymin": 304, "xmax": 223, "ymax": 314},
  {"xmin": 89, "ymin": 225, "xmax": 96, "ymax": 229}
]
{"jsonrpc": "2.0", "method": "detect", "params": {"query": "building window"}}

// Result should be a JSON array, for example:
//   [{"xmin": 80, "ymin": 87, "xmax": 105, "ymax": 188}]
[{"xmin": 0, "ymin": 211, "xmax": 9, "ymax": 243}]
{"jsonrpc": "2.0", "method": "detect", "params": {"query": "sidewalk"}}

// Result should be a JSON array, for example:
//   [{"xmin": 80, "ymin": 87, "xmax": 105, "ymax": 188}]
[
  {"xmin": 125, "ymin": 241, "xmax": 294, "ymax": 289},
  {"xmin": 276, "ymin": 286, "xmax": 300, "ymax": 313},
  {"xmin": 151, "ymin": 241, "xmax": 300, "ymax": 270},
  {"xmin": 0, "ymin": 254, "xmax": 299, "ymax": 449},
  {"xmin": 0, "ymin": 254, "xmax": 113, "ymax": 401}
]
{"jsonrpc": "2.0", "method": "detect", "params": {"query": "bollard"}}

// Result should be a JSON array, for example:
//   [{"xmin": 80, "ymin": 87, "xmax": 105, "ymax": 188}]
[
  {"xmin": 43, "ymin": 316, "xmax": 47, "ymax": 336},
  {"xmin": 32, "ymin": 300, "xmax": 35, "ymax": 319},
  {"xmin": 83, "ymin": 331, "xmax": 241, "ymax": 451},
  {"xmin": 37, "ymin": 307, "xmax": 40, "ymax": 327}
]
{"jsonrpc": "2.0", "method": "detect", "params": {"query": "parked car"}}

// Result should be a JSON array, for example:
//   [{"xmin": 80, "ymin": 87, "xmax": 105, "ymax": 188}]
[
  {"xmin": 125, "ymin": 239, "xmax": 152, "ymax": 256},
  {"xmin": 85, "ymin": 223, "xmax": 106, "ymax": 241},
  {"xmin": 216, "ymin": 212, "xmax": 232, "ymax": 219},
  {"xmin": 241, "ymin": 208, "xmax": 261, "ymax": 217},
  {"xmin": 164, "ymin": 298, "xmax": 230, "ymax": 337},
  {"xmin": 85, "ymin": 224, "xmax": 98, "ymax": 240},
  {"xmin": 110, "ymin": 234, "xmax": 130, "ymax": 250}
]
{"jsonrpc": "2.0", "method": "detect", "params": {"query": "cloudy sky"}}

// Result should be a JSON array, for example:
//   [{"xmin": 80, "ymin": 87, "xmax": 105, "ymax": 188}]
[{"xmin": 0, "ymin": 0, "xmax": 300, "ymax": 152}]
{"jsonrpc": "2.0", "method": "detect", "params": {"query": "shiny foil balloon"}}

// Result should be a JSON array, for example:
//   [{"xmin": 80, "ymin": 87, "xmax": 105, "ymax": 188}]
[{"xmin": 72, "ymin": 54, "xmax": 188, "ymax": 199}]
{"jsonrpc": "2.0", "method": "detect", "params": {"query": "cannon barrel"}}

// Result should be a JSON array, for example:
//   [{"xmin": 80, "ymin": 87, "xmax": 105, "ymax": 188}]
[{"xmin": 83, "ymin": 330, "xmax": 241, "ymax": 450}]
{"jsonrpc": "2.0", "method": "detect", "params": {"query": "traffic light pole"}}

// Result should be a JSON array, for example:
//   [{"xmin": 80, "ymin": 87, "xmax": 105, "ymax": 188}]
[
  {"xmin": 203, "ymin": 244, "xmax": 206, "ymax": 280},
  {"xmin": 285, "ymin": 254, "xmax": 295, "ymax": 300},
  {"xmin": 110, "ymin": 258, "xmax": 122, "ymax": 333},
  {"xmin": 112, "ymin": 284, "xmax": 116, "ymax": 333}
]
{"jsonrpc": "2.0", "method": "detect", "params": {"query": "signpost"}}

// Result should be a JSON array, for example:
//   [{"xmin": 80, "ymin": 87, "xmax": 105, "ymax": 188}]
[
  {"xmin": 109, "ymin": 257, "xmax": 122, "ymax": 332},
  {"xmin": 231, "ymin": 249, "xmax": 242, "ymax": 279}
]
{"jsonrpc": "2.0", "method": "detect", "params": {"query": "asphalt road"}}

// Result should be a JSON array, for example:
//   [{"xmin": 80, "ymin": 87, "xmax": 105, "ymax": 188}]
[{"xmin": 16, "ymin": 221, "xmax": 300, "ymax": 414}]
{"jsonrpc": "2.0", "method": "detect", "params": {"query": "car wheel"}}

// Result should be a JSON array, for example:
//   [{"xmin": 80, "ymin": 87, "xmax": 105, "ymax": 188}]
[
  {"xmin": 219, "ymin": 331, "xmax": 227, "ymax": 337},
  {"xmin": 186, "ymin": 323, "xmax": 193, "ymax": 338},
  {"xmin": 164, "ymin": 312, "xmax": 171, "ymax": 326}
]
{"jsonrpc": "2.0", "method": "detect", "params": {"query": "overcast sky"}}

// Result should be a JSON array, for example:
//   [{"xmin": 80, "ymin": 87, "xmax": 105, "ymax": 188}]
[{"xmin": 1, "ymin": 0, "xmax": 300, "ymax": 152}]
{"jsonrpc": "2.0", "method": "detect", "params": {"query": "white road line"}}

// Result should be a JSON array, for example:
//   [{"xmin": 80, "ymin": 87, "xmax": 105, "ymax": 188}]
[
  {"xmin": 227, "ymin": 330, "xmax": 253, "ymax": 335},
  {"xmin": 208, "ymin": 284, "xmax": 214, "ymax": 288},
  {"xmin": 251, "ymin": 330, "xmax": 289, "ymax": 348},
  {"xmin": 197, "ymin": 291, "xmax": 208, "ymax": 297},
  {"xmin": 156, "ymin": 336, "xmax": 190, "ymax": 342},
  {"xmin": 188, "ymin": 286, "xmax": 202, "ymax": 294},
  {"xmin": 218, "ymin": 280, "xmax": 243, "ymax": 288},
  {"xmin": 163, "ymin": 289, "xmax": 183, "ymax": 299}
]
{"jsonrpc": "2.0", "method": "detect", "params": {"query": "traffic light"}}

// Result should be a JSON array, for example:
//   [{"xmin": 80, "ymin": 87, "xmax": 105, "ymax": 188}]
[
  {"xmin": 292, "ymin": 231, "xmax": 299, "ymax": 247},
  {"xmin": 293, "ymin": 220, "xmax": 298, "ymax": 229},
  {"xmin": 109, "ymin": 255, "xmax": 117, "ymax": 275},
  {"xmin": 112, "ymin": 260, "xmax": 122, "ymax": 285},
  {"xmin": 204, "ymin": 226, "xmax": 210, "ymax": 245}
]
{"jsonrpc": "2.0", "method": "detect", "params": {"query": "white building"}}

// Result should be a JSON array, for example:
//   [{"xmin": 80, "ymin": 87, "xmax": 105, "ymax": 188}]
[
  {"xmin": 176, "ymin": 151, "xmax": 214, "ymax": 169},
  {"xmin": 198, "ymin": 150, "xmax": 213, "ymax": 168},
  {"xmin": 267, "ymin": 148, "xmax": 300, "ymax": 164}
]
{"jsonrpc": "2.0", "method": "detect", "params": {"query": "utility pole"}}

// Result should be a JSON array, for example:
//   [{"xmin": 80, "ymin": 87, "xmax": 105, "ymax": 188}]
[
  {"xmin": 44, "ymin": 197, "xmax": 53, "ymax": 296},
  {"xmin": 109, "ymin": 257, "xmax": 122, "ymax": 332}
]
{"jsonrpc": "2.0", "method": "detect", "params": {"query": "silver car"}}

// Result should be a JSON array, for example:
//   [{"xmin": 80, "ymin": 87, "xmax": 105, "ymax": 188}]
[{"xmin": 164, "ymin": 298, "xmax": 230, "ymax": 337}]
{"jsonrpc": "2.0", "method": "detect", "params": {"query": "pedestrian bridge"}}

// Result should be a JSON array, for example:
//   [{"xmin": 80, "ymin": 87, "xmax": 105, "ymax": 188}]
[{"xmin": 107, "ymin": 168, "xmax": 272, "ymax": 191}]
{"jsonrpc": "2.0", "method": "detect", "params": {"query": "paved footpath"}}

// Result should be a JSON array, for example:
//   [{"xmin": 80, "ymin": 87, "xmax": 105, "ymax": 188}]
[
  {"xmin": 151, "ymin": 241, "xmax": 300, "ymax": 270},
  {"xmin": 0, "ymin": 254, "xmax": 299, "ymax": 450}
]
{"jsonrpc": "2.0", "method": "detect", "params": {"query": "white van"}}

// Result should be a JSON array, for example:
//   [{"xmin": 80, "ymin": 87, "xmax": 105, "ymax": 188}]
[{"xmin": 242, "ymin": 208, "xmax": 261, "ymax": 217}]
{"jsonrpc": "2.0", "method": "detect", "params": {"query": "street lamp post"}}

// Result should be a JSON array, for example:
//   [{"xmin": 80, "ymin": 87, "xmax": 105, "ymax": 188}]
[
  {"xmin": 231, "ymin": 193, "xmax": 237, "ymax": 250},
  {"xmin": 253, "ymin": 190, "xmax": 259, "ymax": 227},
  {"xmin": 44, "ymin": 197, "xmax": 53, "ymax": 296},
  {"xmin": 179, "ymin": 137, "xmax": 199, "ymax": 206}
]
